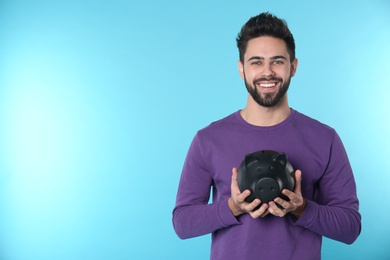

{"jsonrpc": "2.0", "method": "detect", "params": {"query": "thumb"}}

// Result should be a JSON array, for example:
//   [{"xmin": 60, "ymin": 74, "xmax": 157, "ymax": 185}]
[{"xmin": 294, "ymin": 169, "xmax": 302, "ymax": 195}]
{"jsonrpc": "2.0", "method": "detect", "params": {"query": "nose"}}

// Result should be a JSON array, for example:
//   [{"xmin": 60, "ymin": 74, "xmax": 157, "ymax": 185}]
[{"xmin": 261, "ymin": 63, "xmax": 275, "ymax": 77}]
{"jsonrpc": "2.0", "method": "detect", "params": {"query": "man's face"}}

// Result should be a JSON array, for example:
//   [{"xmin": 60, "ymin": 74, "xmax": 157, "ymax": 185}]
[{"xmin": 238, "ymin": 36, "xmax": 298, "ymax": 108}]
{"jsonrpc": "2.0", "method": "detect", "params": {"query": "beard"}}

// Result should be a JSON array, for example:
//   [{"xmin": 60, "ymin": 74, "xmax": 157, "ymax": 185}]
[{"xmin": 244, "ymin": 75, "xmax": 291, "ymax": 108}]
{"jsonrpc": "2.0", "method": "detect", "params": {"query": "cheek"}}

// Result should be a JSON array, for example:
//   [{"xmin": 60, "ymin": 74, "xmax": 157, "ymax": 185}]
[
  {"xmin": 243, "ymin": 68, "xmax": 258, "ymax": 81},
  {"xmin": 280, "ymin": 67, "xmax": 293, "ymax": 80}
]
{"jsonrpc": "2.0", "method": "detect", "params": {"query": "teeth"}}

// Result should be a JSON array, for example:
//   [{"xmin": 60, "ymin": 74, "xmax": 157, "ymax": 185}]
[{"xmin": 259, "ymin": 83, "xmax": 276, "ymax": 88}]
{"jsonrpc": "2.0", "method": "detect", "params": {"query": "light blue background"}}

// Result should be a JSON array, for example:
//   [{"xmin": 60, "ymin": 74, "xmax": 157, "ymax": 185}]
[{"xmin": 0, "ymin": 0, "xmax": 389, "ymax": 259}]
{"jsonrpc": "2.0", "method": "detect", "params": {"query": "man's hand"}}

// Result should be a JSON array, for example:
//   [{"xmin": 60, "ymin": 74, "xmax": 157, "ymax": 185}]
[
  {"xmin": 268, "ymin": 169, "xmax": 306, "ymax": 218},
  {"xmin": 228, "ymin": 167, "xmax": 269, "ymax": 218}
]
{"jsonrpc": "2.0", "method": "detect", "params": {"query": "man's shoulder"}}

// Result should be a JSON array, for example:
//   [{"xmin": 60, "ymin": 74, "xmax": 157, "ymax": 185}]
[
  {"xmin": 199, "ymin": 111, "xmax": 239, "ymax": 132},
  {"xmin": 292, "ymin": 109, "xmax": 336, "ymax": 137},
  {"xmin": 193, "ymin": 111, "xmax": 241, "ymax": 142}
]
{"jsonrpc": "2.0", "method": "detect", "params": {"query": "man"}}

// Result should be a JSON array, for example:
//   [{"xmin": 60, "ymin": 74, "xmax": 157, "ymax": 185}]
[{"xmin": 172, "ymin": 12, "xmax": 361, "ymax": 259}]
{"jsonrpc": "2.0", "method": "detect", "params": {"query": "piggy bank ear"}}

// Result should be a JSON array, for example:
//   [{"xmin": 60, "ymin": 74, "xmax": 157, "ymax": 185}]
[
  {"xmin": 244, "ymin": 153, "xmax": 258, "ymax": 167},
  {"xmin": 273, "ymin": 152, "xmax": 287, "ymax": 167}
]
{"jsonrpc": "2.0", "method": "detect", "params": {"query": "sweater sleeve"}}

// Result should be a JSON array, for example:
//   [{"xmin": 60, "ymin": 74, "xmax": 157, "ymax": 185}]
[
  {"xmin": 291, "ymin": 132, "xmax": 361, "ymax": 244},
  {"xmin": 172, "ymin": 134, "xmax": 240, "ymax": 239}
]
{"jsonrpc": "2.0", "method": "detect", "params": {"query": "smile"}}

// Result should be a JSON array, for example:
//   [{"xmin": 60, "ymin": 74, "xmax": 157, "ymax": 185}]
[{"xmin": 259, "ymin": 83, "xmax": 276, "ymax": 88}]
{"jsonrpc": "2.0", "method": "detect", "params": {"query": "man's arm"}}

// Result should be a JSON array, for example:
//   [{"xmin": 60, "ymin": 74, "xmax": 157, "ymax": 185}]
[
  {"xmin": 289, "ymin": 133, "xmax": 361, "ymax": 244},
  {"xmin": 172, "ymin": 134, "xmax": 240, "ymax": 239}
]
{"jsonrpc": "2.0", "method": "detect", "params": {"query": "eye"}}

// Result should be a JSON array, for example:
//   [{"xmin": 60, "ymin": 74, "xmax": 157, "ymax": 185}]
[
  {"xmin": 251, "ymin": 61, "xmax": 262, "ymax": 65},
  {"xmin": 273, "ymin": 60, "xmax": 284, "ymax": 65}
]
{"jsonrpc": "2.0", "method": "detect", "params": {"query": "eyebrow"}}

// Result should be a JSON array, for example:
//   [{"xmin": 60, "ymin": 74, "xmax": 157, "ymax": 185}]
[{"xmin": 247, "ymin": 55, "xmax": 288, "ymax": 62}]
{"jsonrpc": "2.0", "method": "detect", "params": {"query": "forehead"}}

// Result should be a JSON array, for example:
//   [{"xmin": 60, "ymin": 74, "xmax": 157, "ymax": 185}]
[{"xmin": 244, "ymin": 36, "xmax": 290, "ymax": 61}]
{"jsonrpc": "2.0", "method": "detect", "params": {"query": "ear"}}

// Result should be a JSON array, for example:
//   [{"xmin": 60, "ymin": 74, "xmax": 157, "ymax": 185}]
[
  {"xmin": 238, "ymin": 60, "xmax": 245, "ymax": 80},
  {"xmin": 273, "ymin": 152, "xmax": 287, "ymax": 167},
  {"xmin": 244, "ymin": 153, "xmax": 257, "ymax": 167},
  {"xmin": 290, "ymin": 58, "xmax": 298, "ymax": 77}
]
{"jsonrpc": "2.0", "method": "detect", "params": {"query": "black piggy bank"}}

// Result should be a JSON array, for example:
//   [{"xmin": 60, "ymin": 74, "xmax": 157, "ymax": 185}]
[{"xmin": 237, "ymin": 150, "xmax": 295, "ymax": 205}]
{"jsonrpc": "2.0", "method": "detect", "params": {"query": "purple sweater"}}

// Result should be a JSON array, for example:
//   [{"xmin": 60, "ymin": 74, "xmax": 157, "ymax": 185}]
[{"xmin": 173, "ymin": 109, "xmax": 361, "ymax": 260}]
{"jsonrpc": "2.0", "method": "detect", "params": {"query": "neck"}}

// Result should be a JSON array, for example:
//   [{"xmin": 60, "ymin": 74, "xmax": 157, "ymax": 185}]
[{"xmin": 241, "ymin": 95, "xmax": 290, "ymax": 126}]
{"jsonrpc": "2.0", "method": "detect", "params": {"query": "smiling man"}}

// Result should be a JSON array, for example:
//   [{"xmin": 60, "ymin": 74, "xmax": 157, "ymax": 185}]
[
  {"xmin": 173, "ymin": 12, "xmax": 361, "ymax": 260},
  {"xmin": 241, "ymin": 37, "xmax": 295, "ymax": 109}
]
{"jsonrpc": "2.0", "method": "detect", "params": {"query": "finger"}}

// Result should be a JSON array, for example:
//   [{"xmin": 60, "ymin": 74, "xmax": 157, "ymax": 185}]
[
  {"xmin": 231, "ymin": 167, "xmax": 238, "ymax": 181},
  {"xmin": 231, "ymin": 168, "xmax": 241, "ymax": 195},
  {"xmin": 281, "ymin": 189, "xmax": 295, "ymax": 201},
  {"xmin": 231, "ymin": 168, "xmax": 252, "ymax": 204},
  {"xmin": 247, "ymin": 198, "xmax": 261, "ymax": 210},
  {"xmin": 249, "ymin": 203, "xmax": 268, "ymax": 218},
  {"xmin": 259, "ymin": 209, "xmax": 270, "ymax": 218},
  {"xmin": 293, "ymin": 169, "xmax": 302, "ymax": 195},
  {"xmin": 268, "ymin": 201, "xmax": 286, "ymax": 217},
  {"xmin": 274, "ymin": 196, "xmax": 290, "ymax": 210}
]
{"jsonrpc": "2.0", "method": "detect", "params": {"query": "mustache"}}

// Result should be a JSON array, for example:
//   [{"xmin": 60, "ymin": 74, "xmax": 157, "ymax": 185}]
[{"xmin": 253, "ymin": 77, "xmax": 283, "ymax": 84}]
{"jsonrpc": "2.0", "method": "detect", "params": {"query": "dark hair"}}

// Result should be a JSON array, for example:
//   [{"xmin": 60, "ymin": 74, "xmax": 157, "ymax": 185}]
[{"xmin": 236, "ymin": 12, "xmax": 295, "ymax": 62}]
